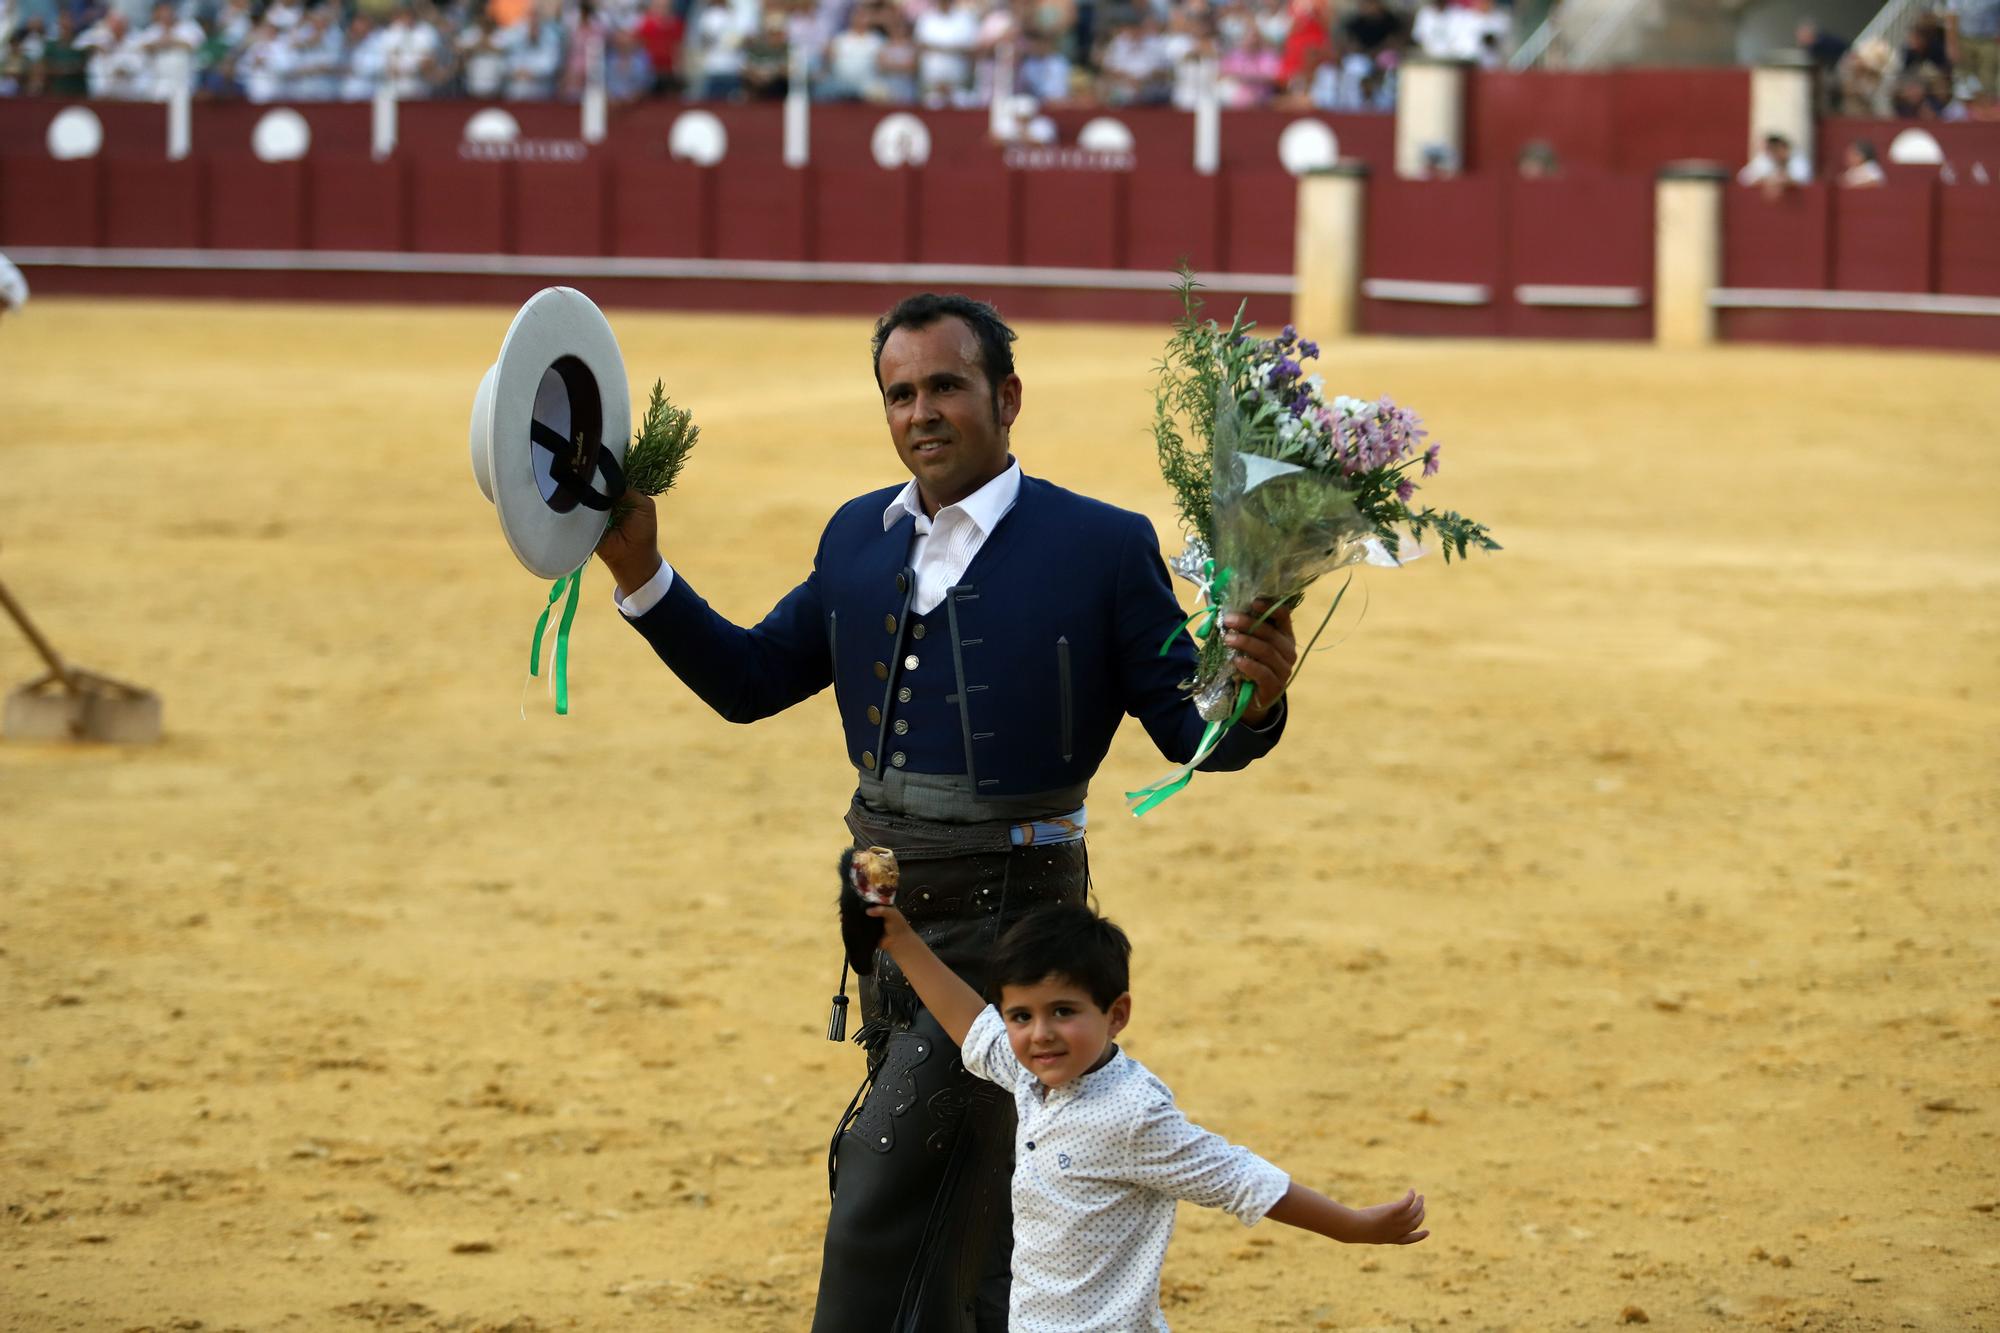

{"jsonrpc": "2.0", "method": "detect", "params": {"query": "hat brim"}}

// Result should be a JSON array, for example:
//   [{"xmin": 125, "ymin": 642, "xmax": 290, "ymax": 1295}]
[{"xmin": 471, "ymin": 287, "xmax": 632, "ymax": 580}]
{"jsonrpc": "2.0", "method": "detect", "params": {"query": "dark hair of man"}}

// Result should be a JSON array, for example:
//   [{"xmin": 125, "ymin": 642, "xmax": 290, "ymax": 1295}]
[
  {"xmin": 870, "ymin": 293, "xmax": 1018, "ymax": 411},
  {"xmin": 988, "ymin": 902, "xmax": 1132, "ymax": 1011}
]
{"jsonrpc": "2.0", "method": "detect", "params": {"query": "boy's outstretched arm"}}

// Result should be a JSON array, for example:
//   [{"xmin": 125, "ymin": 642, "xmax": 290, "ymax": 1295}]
[
  {"xmin": 868, "ymin": 905, "xmax": 987, "ymax": 1047},
  {"xmin": 1265, "ymin": 1185, "xmax": 1428, "ymax": 1246}
]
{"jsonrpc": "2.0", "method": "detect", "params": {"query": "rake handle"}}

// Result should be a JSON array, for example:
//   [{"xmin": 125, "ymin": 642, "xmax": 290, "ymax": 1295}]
[{"xmin": 0, "ymin": 578, "xmax": 76, "ymax": 691}]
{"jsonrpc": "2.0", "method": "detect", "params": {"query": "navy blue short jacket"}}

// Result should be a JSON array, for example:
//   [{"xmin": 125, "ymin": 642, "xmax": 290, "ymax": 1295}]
[{"xmin": 627, "ymin": 473, "xmax": 1284, "ymax": 800}]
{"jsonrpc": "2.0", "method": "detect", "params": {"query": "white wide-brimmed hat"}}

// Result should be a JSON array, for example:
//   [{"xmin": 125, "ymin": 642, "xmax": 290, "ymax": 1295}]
[{"xmin": 469, "ymin": 287, "xmax": 631, "ymax": 580}]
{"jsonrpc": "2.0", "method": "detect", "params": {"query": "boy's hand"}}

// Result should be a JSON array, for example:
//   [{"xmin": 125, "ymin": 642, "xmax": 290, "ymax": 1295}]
[
  {"xmin": 866, "ymin": 904, "xmax": 914, "ymax": 953},
  {"xmin": 1266, "ymin": 1183, "xmax": 1429, "ymax": 1246},
  {"xmin": 860, "ymin": 903, "xmax": 988, "ymax": 1049},
  {"xmin": 1347, "ymin": 1190, "xmax": 1428, "ymax": 1245}
]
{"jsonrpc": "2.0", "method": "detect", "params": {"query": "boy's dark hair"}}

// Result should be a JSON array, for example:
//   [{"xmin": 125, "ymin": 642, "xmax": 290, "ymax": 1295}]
[
  {"xmin": 988, "ymin": 902, "xmax": 1131, "ymax": 1011},
  {"xmin": 870, "ymin": 293, "xmax": 1018, "ymax": 400}
]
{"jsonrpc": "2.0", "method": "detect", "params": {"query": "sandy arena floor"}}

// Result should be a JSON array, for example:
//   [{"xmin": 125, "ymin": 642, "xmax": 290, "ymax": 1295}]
[{"xmin": 1, "ymin": 299, "xmax": 1995, "ymax": 1333}]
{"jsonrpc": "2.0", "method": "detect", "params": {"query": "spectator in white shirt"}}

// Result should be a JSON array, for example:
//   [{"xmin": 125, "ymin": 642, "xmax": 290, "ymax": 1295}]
[
  {"xmin": 78, "ymin": 11, "xmax": 149, "ymax": 99},
  {"xmin": 378, "ymin": 4, "xmax": 442, "ymax": 99},
  {"xmin": 1161, "ymin": 7, "xmax": 1206, "ymax": 110},
  {"xmin": 819, "ymin": 6, "xmax": 883, "ymax": 101},
  {"xmin": 456, "ymin": 11, "xmax": 507, "ymax": 99},
  {"xmin": 233, "ymin": 19, "xmax": 293, "ymax": 101},
  {"xmin": 691, "ymin": 0, "xmax": 748, "ymax": 100},
  {"xmin": 866, "ymin": 899, "xmax": 1431, "ymax": 1333},
  {"xmin": 133, "ymin": 0, "xmax": 204, "ymax": 99},
  {"xmin": 1413, "ymin": 0, "xmax": 1508, "ymax": 62},
  {"xmin": 1738, "ymin": 131, "xmax": 1813, "ymax": 199},
  {"xmin": 915, "ymin": 0, "xmax": 979, "ymax": 104},
  {"xmin": 1099, "ymin": 15, "xmax": 1170, "ymax": 105},
  {"xmin": 1839, "ymin": 138, "xmax": 1889, "ymax": 188}
]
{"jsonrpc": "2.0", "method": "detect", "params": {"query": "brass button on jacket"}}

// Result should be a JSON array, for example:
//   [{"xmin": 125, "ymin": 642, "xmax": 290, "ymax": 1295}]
[
  {"xmin": 897, "ymin": 687, "xmax": 912, "ymax": 703},
  {"xmin": 867, "ymin": 705, "xmax": 882, "ymax": 725},
  {"xmin": 890, "ymin": 752, "xmax": 907, "ymax": 768},
  {"xmin": 893, "ymin": 719, "xmax": 909, "ymax": 735},
  {"xmin": 895, "ymin": 572, "xmax": 910, "ymax": 593},
  {"xmin": 862, "ymin": 751, "xmax": 877, "ymax": 771},
  {"xmin": 883, "ymin": 614, "xmax": 897, "ymax": 634},
  {"xmin": 911, "ymin": 624, "xmax": 927, "ymax": 640},
  {"xmin": 873, "ymin": 661, "xmax": 888, "ymax": 680}
]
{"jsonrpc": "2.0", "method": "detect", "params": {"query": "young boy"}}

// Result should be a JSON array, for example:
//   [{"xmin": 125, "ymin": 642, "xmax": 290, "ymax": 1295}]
[{"xmin": 869, "ymin": 898, "xmax": 1428, "ymax": 1331}]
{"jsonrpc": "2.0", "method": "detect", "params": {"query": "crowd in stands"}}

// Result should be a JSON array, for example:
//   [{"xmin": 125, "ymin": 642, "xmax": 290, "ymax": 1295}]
[
  {"xmin": 6, "ymin": 0, "xmax": 1994, "ymax": 134},
  {"xmin": 1797, "ymin": 3, "xmax": 2000, "ymax": 124},
  {"xmin": 0, "ymin": 0, "xmax": 1524, "ymax": 110}
]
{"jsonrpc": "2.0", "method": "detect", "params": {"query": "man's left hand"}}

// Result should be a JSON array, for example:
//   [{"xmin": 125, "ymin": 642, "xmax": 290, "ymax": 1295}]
[{"xmin": 1222, "ymin": 598, "xmax": 1298, "ymax": 726}]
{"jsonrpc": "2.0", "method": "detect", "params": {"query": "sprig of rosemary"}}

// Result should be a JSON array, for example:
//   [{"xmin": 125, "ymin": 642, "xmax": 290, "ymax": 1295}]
[{"xmin": 613, "ymin": 379, "xmax": 699, "ymax": 527}]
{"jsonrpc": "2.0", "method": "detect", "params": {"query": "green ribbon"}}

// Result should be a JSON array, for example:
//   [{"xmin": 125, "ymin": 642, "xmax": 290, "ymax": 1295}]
[
  {"xmin": 1158, "ymin": 559, "xmax": 1233, "ymax": 657},
  {"xmin": 527, "ymin": 566, "xmax": 585, "ymax": 716},
  {"xmin": 1125, "ymin": 678, "xmax": 1254, "ymax": 817}
]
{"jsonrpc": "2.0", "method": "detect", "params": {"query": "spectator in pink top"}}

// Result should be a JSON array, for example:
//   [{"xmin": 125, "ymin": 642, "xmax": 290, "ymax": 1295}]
[{"xmin": 1218, "ymin": 25, "xmax": 1280, "ymax": 108}]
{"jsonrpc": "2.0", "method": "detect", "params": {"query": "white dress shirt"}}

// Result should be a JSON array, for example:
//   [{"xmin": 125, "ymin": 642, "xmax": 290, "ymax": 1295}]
[
  {"xmin": 961, "ymin": 1005, "xmax": 1292, "ymax": 1332},
  {"xmin": 615, "ymin": 460, "xmax": 1022, "ymax": 620}
]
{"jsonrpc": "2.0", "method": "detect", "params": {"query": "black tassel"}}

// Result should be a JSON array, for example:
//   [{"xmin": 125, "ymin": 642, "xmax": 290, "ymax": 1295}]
[{"xmin": 827, "ymin": 961, "xmax": 851, "ymax": 1043}]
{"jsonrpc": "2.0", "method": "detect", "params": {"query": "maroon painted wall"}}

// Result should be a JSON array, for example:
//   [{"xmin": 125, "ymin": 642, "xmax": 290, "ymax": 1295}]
[{"xmin": 2, "ymin": 86, "xmax": 1995, "ymax": 353}]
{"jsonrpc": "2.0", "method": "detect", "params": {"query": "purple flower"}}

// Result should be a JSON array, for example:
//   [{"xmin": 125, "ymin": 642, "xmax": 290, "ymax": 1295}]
[
  {"xmin": 1281, "ymin": 324, "xmax": 1296, "ymax": 342},
  {"xmin": 1422, "ymin": 444, "xmax": 1441, "ymax": 477},
  {"xmin": 1396, "ymin": 479, "xmax": 1415, "ymax": 501},
  {"xmin": 1298, "ymin": 340, "xmax": 1320, "ymax": 360}
]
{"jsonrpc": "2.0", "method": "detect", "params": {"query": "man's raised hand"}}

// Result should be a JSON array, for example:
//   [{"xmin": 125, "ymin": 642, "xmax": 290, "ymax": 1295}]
[{"xmin": 594, "ymin": 488, "xmax": 662, "ymax": 599}]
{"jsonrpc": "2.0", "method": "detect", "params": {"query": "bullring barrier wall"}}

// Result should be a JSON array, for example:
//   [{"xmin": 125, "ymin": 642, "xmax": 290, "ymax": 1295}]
[{"xmin": 0, "ymin": 75, "xmax": 1996, "ymax": 352}]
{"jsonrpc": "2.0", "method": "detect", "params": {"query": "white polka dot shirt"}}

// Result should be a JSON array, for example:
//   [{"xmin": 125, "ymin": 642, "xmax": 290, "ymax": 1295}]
[{"xmin": 962, "ymin": 1005, "xmax": 1292, "ymax": 1332}]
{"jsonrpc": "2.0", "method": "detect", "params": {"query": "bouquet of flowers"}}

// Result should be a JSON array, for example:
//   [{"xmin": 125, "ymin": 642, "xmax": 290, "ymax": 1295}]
[{"xmin": 1128, "ymin": 272, "xmax": 1498, "ymax": 815}]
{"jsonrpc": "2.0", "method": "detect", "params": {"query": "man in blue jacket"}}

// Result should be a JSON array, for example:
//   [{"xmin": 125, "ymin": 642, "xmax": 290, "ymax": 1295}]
[{"xmin": 595, "ymin": 293, "xmax": 1296, "ymax": 1332}]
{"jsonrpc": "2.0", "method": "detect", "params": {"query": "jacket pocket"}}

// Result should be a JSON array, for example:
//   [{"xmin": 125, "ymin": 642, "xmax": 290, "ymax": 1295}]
[{"xmin": 1056, "ymin": 636, "xmax": 1073, "ymax": 762}]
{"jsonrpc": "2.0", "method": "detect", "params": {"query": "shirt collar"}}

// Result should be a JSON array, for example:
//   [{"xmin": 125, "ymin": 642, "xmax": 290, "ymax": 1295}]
[
  {"xmin": 1039, "ymin": 1044, "xmax": 1127, "ymax": 1104},
  {"xmin": 882, "ymin": 457, "xmax": 1022, "ymax": 533}
]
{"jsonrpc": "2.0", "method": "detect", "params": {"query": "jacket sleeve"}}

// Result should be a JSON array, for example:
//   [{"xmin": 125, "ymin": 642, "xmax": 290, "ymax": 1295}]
[
  {"xmin": 1113, "ymin": 511, "xmax": 1286, "ymax": 771},
  {"xmin": 624, "ymin": 555, "xmax": 833, "ymax": 725}
]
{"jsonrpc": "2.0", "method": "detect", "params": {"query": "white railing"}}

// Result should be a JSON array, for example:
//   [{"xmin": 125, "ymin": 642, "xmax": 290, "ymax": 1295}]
[
  {"xmin": 1854, "ymin": 0, "xmax": 1928, "ymax": 54},
  {"xmin": 1508, "ymin": 0, "xmax": 1653, "ymax": 70},
  {"xmin": 1570, "ymin": 0, "xmax": 1655, "ymax": 66},
  {"xmin": 1509, "ymin": 16, "xmax": 1560, "ymax": 69}
]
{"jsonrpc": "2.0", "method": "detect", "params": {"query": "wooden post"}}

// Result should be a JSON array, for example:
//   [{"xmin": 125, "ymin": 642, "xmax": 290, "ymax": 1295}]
[
  {"xmin": 1293, "ymin": 162, "xmax": 1369, "ymax": 339},
  {"xmin": 1655, "ymin": 162, "xmax": 1727, "ymax": 348}
]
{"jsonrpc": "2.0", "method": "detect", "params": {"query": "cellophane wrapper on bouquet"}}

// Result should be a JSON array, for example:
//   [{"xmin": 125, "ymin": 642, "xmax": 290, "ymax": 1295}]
[
  {"xmin": 1188, "ymin": 385, "xmax": 1385, "ymax": 720},
  {"xmin": 1130, "ymin": 272, "xmax": 1499, "ymax": 812}
]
